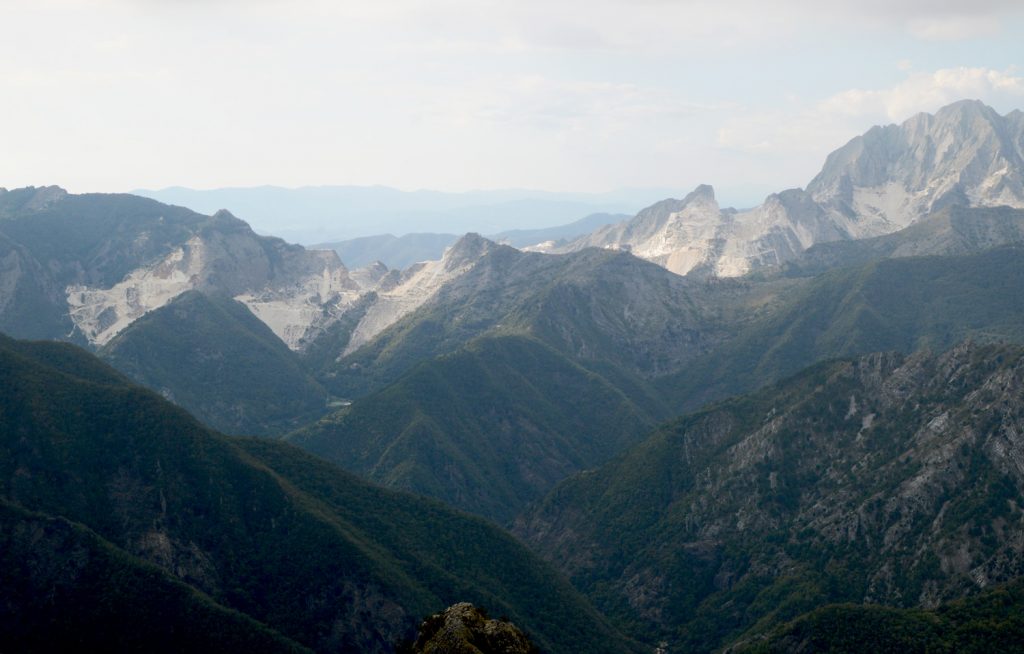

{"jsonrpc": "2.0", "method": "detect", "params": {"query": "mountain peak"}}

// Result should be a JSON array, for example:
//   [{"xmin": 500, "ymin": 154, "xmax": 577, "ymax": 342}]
[
  {"xmin": 406, "ymin": 603, "xmax": 536, "ymax": 654},
  {"xmin": 806, "ymin": 98, "xmax": 1024, "ymax": 235},
  {"xmin": 683, "ymin": 184, "xmax": 716, "ymax": 203},
  {"xmin": 443, "ymin": 232, "xmax": 498, "ymax": 269},
  {"xmin": 935, "ymin": 97, "xmax": 993, "ymax": 116},
  {"xmin": 0, "ymin": 185, "xmax": 67, "ymax": 216},
  {"xmin": 207, "ymin": 208, "xmax": 254, "ymax": 232},
  {"xmin": 561, "ymin": 98, "xmax": 1023, "ymax": 279},
  {"xmin": 930, "ymin": 98, "xmax": 1005, "ymax": 134}
]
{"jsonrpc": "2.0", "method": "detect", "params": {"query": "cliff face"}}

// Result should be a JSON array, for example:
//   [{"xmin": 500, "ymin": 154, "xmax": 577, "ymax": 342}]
[
  {"xmin": 564, "ymin": 185, "xmax": 844, "ymax": 277},
  {"xmin": 0, "ymin": 190, "xmax": 503, "ymax": 356},
  {"xmin": 808, "ymin": 100, "xmax": 1024, "ymax": 235},
  {"xmin": 62, "ymin": 209, "xmax": 362, "ymax": 350},
  {"xmin": 0, "ymin": 189, "xmax": 367, "ymax": 349}
]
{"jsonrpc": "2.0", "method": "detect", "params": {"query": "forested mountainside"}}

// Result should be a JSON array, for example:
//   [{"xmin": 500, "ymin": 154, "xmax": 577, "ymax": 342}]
[
  {"xmin": 516, "ymin": 343, "xmax": 1024, "ymax": 652},
  {"xmin": 658, "ymin": 242, "xmax": 1024, "ymax": 412},
  {"xmin": 101, "ymin": 291, "xmax": 329, "ymax": 436},
  {"xmin": 294, "ymin": 228, "xmax": 1024, "ymax": 522},
  {"xmin": 733, "ymin": 577, "xmax": 1024, "ymax": 654},
  {"xmin": 3, "ymin": 98, "xmax": 1024, "ymax": 653},
  {"xmin": 317, "ymin": 238, "xmax": 734, "ymax": 399},
  {"xmin": 0, "ymin": 334, "xmax": 636, "ymax": 654},
  {"xmin": 291, "ymin": 334, "xmax": 661, "ymax": 523}
]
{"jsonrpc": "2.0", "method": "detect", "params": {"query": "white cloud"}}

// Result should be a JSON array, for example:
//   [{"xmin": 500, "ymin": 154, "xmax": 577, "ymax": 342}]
[
  {"xmin": 1, "ymin": 1, "xmax": 1022, "ymax": 197},
  {"xmin": 714, "ymin": 66, "xmax": 1024, "ymax": 189},
  {"xmin": 818, "ymin": 67, "xmax": 1024, "ymax": 122}
]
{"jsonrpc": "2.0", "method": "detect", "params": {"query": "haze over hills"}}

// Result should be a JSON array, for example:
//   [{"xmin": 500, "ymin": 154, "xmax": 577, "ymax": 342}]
[
  {"xmin": 133, "ymin": 185, "xmax": 678, "ymax": 244},
  {"xmin": 312, "ymin": 233, "xmax": 461, "ymax": 271},
  {"xmin": 310, "ymin": 212, "xmax": 628, "ymax": 270},
  {"xmin": 5, "ymin": 98, "xmax": 1024, "ymax": 651},
  {"xmin": 491, "ymin": 212, "xmax": 631, "ymax": 249},
  {"xmin": 4, "ymin": 101, "xmax": 1019, "ymax": 366}
]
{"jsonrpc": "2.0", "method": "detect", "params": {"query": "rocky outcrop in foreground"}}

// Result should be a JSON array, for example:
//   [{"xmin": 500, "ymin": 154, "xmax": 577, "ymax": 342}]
[{"xmin": 402, "ymin": 603, "xmax": 538, "ymax": 654}]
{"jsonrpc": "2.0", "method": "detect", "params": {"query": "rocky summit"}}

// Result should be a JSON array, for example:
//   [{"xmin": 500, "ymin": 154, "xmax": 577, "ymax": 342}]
[
  {"xmin": 401, "ymin": 603, "xmax": 537, "ymax": 654},
  {"xmin": 561, "ymin": 100, "xmax": 1024, "ymax": 277}
]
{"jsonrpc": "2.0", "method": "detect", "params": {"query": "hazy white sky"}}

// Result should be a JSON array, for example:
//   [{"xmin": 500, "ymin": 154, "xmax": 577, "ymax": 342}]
[{"xmin": 1, "ymin": 0, "xmax": 1022, "ymax": 206}]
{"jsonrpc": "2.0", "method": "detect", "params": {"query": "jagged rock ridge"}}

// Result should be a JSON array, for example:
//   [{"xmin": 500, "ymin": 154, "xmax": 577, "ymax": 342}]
[
  {"xmin": 0, "ymin": 188, "xmax": 500, "ymax": 355},
  {"xmin": 342, "ymin": 233, "xmax": 501, "ymax": 354},
  {"xmin": 63, "ymin": 208, "xmax": 364, "ymax": 349},
  {"xmin": 562, "ymin": 100, "xmax": 1024, "ymax": 277}
]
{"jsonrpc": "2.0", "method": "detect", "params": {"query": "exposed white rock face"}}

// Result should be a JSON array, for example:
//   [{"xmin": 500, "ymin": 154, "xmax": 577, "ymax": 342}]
[
  {"xmin": 235, "ymin": 249, "xmax": 363, "ymax": 351},
  {"xmin": 521, "ymin": 240, "xmax": 559, "ymax": 253},
  {"xmin": 562, "ymin": 100, "xmax": 1024, "ymax": 277},
  {"xmin": 565, "ymin": 185, "xmax": 844, "ymax": 277},
  {"xmin": 344, "ymin": 234, "xmax": 495, "ymax": 354},
  {"xmin": 808, "ymin": 100, "xmax": 1024, "ymax": 236},
  {"xmin": 348, "ymin": 261, "xmax": 391, "ymax": 291},
  {"xmin": 67, "ymin": 238, "xmax": 206, "ymax": 346},
  {"xmin": 59, "ymin": 205, "xmax": 501, "ymax": 354},
  {"xmin": 55, "ymin": 100, "xmax": 1024, "ymax": 350},
  {"xmin": 66, "ymin": 221, "xmax": 362, "ymax": 349}
]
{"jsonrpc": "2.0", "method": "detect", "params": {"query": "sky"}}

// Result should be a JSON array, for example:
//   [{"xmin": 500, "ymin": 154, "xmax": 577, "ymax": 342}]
[{"xmin": 1, "ymin": 0, "xmax": 1023, "ymax": 207}]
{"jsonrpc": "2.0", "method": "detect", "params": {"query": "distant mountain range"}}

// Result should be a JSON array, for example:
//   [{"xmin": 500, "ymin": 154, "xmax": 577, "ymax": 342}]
[
  {"xmin": 5, "ymin": 98, "xmax": 1024, "ymax": 652},
  {"xmin": 560, "ymin": 100, "xmax": 1024, "ymax": 277},
  {"xmin": 3, "ymin": 101, "xmax": 1019, "ymax": 359},
  {"xmin": 309, "ymin": 212, "xmax": 627, "ymax": 270},
  {"xmin": 2, "ymin": 101, "xmax": 1024, "ymax": 443},
  {"xmin": 132, "ymin": 185, "xmax": 677, "ymax": 244}
]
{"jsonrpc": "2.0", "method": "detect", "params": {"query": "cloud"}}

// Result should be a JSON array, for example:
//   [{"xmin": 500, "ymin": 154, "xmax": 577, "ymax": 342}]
[
  {"xmin": 714, "ymin": 66, "xmax": 1024, "ymax": 187},
  {"xmin": 818, "ymin": 66, "xmax": 1024, "ymax": 122},
  {"xmin": 387, "ymin": 0, "xmax": 1024, "ymax": 49},
  {"xmin": 10, "ymin": 0, "xmax": 1021, "ymax": 61},
  {"xmin": 2, "ymin": 0, "xmax": 1022, "ymax": 196}
]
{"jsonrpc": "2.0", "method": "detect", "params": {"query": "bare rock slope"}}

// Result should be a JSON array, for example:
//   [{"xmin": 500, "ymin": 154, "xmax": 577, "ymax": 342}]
[{"xmin": 563, "ymin": 100, "xmax": 1024, "ymax": 277}]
